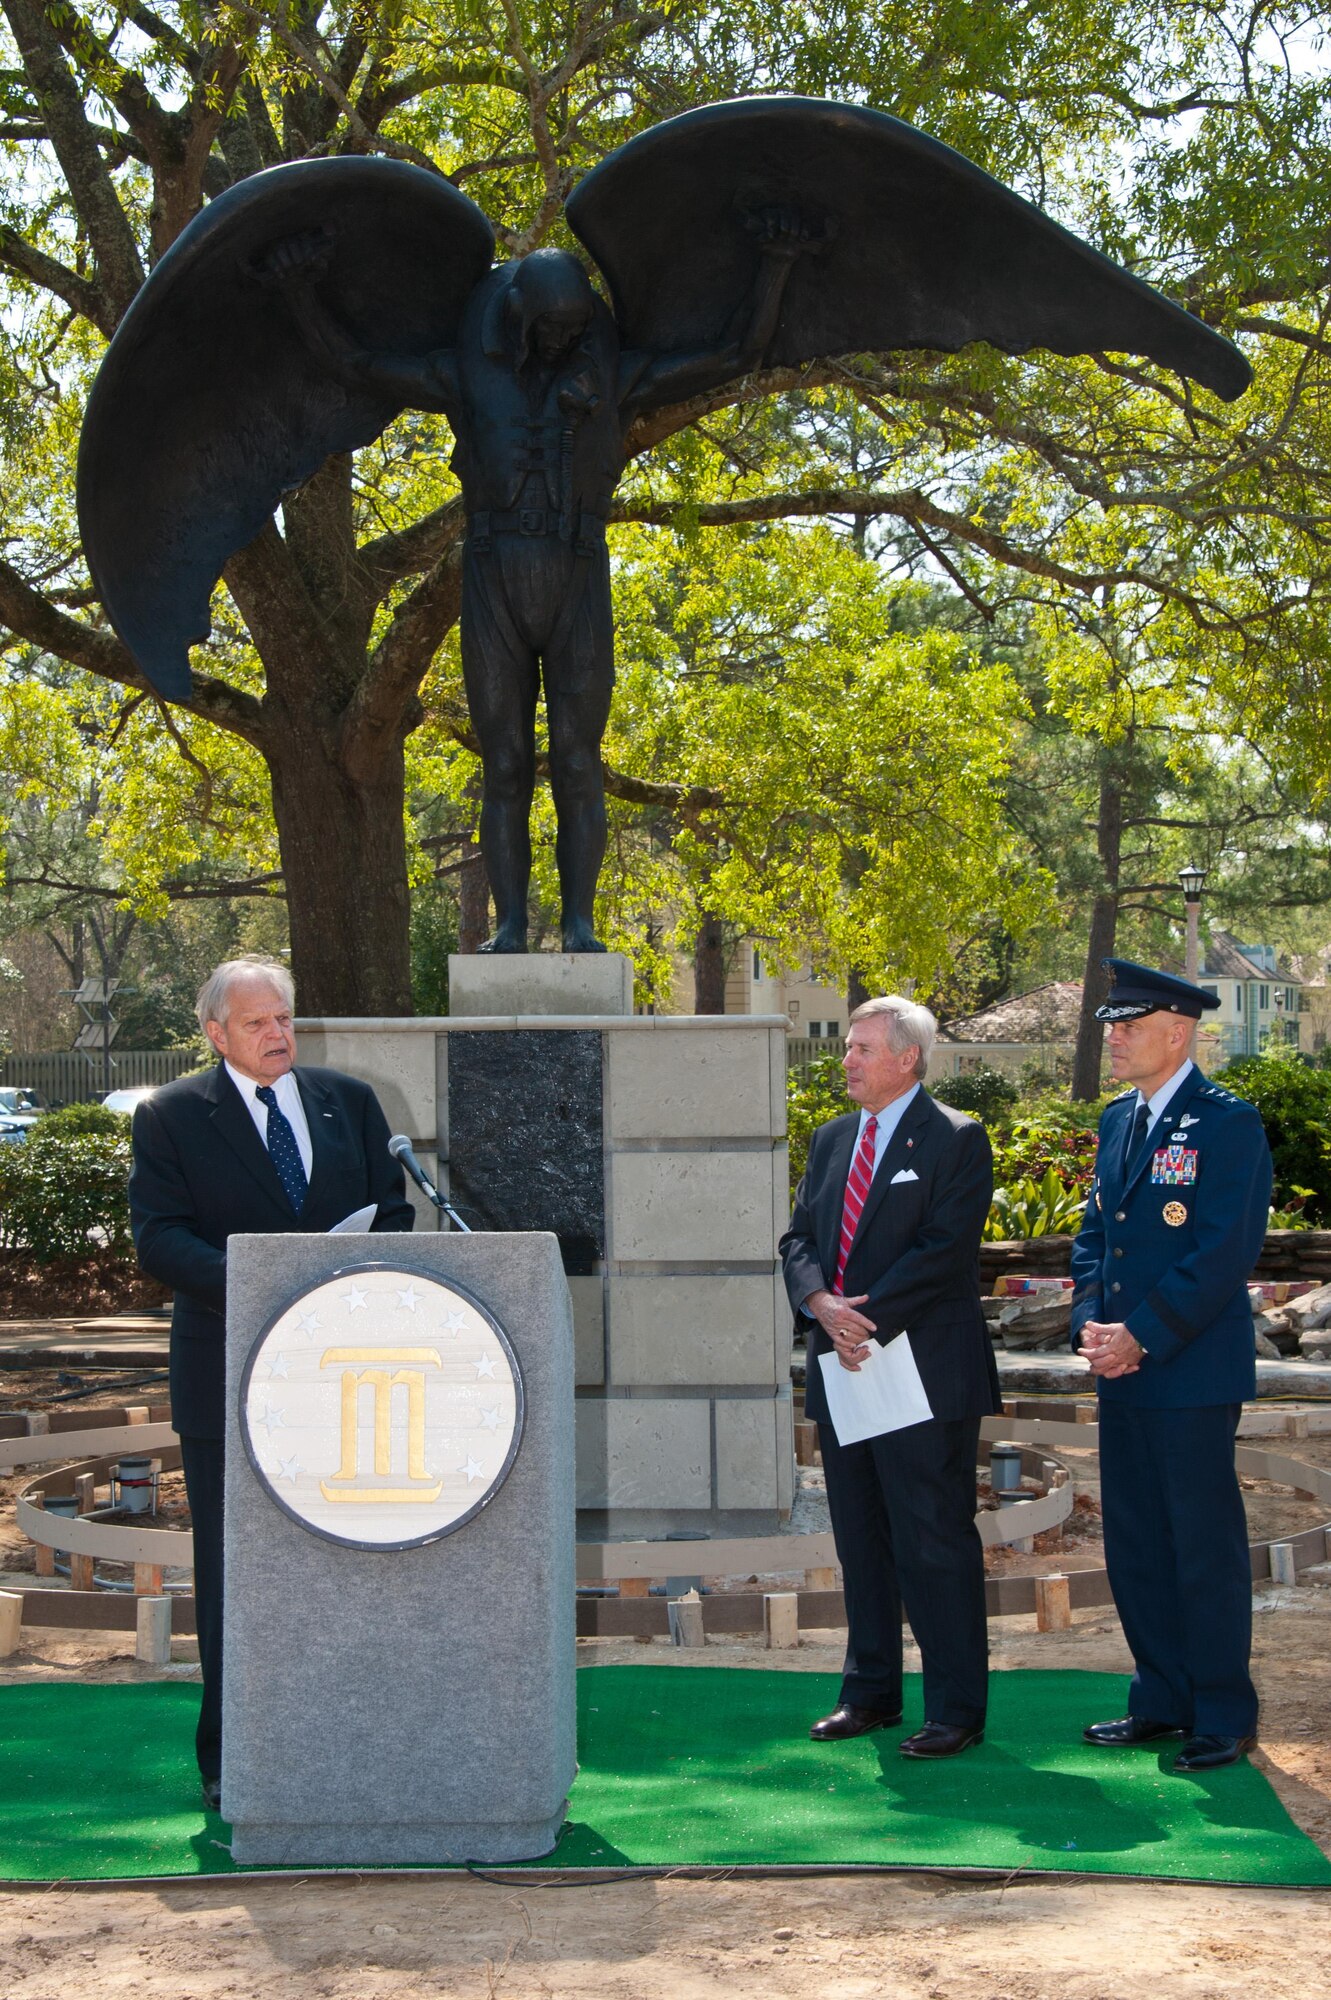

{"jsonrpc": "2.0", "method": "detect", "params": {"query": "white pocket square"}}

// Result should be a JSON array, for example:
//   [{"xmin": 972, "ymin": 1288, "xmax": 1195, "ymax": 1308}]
[{"xmin": 890, "ymin": 1167, "xmax": 920, "ymax": 1184}]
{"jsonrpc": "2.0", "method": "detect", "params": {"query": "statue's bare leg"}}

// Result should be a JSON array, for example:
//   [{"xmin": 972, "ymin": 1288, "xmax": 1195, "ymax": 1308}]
[
  {"xmin": 548, "ymin": 677, "xmax": 612, "ymax": 952},
  {"xmin": 461, "ymin": 547, "xmax": 539, "ymax": 953},
  {"xmin": 545, "ymin": 551, "xmax": 614, "ymax": 953}
]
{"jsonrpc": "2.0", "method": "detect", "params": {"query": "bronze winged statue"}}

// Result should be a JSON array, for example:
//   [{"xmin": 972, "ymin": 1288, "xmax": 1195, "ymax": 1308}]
[{"xmin": 77, "ymin": 98, "xmax": 1249, "ymax": 954}]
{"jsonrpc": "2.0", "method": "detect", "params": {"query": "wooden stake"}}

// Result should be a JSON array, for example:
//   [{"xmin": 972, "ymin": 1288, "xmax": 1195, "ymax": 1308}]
[
  {"xmin": 74, "ymin": 1472, "xmax": 95, "ymax": 1513},
  {"xmin": 1034, "ymin": 1572, "xmax": 1072, "ymax": 1631},
  {"xmin": 0, "ymin": 1590, "xmax": 21, "ymax": 1659},
  {"xmin": 134, "ymin": 1563, "xmax": 164, "ymax": 1596},
  {"xmin": 136, "ymin": 1595, "xmax": 172, "ymax": 1666},
  {"xmin": 763, "ymin": 1592, "xmax": 799, "ymax": 1649},
  {"xmin": 69, "ymin": 1552, "xmax": 95, "ymax": 1592},
  {"xmin": 667, "ymin": 1590, "xmax": 705, "ymax": 1648},
  {"xmin": 806, "ymin": 1566, "xmax": 837, "ymax": 1590},
  {"xmin": 35, "ymin": 1541, "xmax": 55, "ymax": 1577}
]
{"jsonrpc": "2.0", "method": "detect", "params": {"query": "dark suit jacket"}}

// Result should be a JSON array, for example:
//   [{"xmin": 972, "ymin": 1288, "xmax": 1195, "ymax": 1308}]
[
  {"xmin": 130, "ymin": 1062, "xmax": 415, "ymax": 1437},
  {"xmin": 1070, "ymin": 1063, "xmax": 1271, "ymax": 1408},
  {"xmin": 780, "ymin": 1088, "xmax": 999, "ymax": 1427}
]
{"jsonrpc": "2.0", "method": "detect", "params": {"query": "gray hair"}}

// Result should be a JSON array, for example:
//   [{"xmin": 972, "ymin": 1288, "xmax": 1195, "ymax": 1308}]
[
  {"xmin": 850, "ymin": 994, "xmax": 938, "ymax": 1080},
  {"xmin": 195, "ymin": 955, "xmax": 295, "ymax": 1033}
]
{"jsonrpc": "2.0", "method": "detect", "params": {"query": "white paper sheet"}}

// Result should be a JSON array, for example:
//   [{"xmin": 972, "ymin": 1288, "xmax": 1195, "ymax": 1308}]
[
  {"xmin": 818, "ymin": 1331, "xmax": 934, "ymax": 1445},
  {"xmin": 328, "ymin": 1204, "xmax": 377, "ymax": 1234}
]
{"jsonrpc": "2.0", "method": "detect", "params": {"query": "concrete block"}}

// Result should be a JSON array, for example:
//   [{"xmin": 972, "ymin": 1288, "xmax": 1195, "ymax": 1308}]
[
  {"xmin": 668, "ymin": 1590, "xmax": 705, "ymax": 1647},
  {"xmin": 716, "ymin": 1397, "xmax": 779, "ymax": 1511},
  {"xmin": 292, "ymin": 1023, "xmax": 438, "ymax": 1149},
  {"xmin": 449, "ymin": 953, "xmax": 632, "ymax": 1017},
  {"xmin": 775, "ymin": 1386, "xmax": 795, "ymax": 1517},
  {"xmin": 607, "ymin": 1274, "xmax": 778, "ymax": 1387},
  {"xmin": 609, "ymin": 1151, "xmax": 781, "ymax": 1263},
  {"xmin": 768, "ymin": 1026, "xmax": 789, "ymax": 1141},
  {"xmin": 575, "ymin": 1398, "xmax": 711, "ymax": 1509},
  {"xmin": 606, "ymin": 1026, "xmax": 780, "ymax": 1140},
  {"xmin": 223, "ymin": 1231, "xmax": 575, "ymax": 1865},
  {"xmin": 568, "ymin": 1274, "xmax": 605, "ymax": 1386}
]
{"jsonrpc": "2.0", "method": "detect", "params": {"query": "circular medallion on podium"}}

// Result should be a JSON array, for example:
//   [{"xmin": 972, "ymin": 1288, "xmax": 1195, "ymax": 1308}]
[{"xmin": 239, "ymin": 1264, "xmax": 525, "ymax": 1550}]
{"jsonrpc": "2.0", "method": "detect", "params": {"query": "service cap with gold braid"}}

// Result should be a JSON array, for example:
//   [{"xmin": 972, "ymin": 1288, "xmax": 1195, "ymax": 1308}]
[{"xmin": 1094, "ymin": 958, "xmax": 1223, "ymax": 1023}]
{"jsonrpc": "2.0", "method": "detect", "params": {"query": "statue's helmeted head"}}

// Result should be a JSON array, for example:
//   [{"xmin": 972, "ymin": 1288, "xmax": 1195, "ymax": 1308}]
[{"xmin": 501, "ymin": 249, "xmax": 596, "ymax": 367}]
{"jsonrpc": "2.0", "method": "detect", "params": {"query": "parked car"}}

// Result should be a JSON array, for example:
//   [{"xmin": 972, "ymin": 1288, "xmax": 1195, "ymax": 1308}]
[
  {"xmin": 0, "ymin": 1086, "xmax": 48, "ymax": 1141},
  {"xmin": 101, "ymin": 1085, "xmax": 159, "ymax": 1115}
]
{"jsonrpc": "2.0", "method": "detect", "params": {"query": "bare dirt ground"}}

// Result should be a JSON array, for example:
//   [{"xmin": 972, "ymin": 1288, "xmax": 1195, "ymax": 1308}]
[{"xmin": 2, "ymin": 1430, "xmax": 1329, "ymax": 1996}]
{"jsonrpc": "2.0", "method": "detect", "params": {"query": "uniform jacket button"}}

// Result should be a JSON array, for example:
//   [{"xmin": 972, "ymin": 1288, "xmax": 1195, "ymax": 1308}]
[
  {"xmin": 1111, "ymin": 1281, "xmax": 1122, "ymax": 1293},
  {"xmin": 1115, "ymin": 1211, "xmax": 1126, "ymax": 1222},
  {"xmin": 1113, "ymin": 1246, "xmax": 1123, "ymax": 1257}
]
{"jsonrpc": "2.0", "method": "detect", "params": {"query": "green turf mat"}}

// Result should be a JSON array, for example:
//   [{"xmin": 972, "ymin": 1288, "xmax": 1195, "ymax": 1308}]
[{"xmin": 2, "ymin": 1668, "xmax": 1328, "ymax": 1886}]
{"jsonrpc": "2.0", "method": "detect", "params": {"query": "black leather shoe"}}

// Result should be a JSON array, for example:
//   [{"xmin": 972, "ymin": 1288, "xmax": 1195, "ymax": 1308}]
[
  {"xmin": 1172, "ymin": 1733, "xmax": 1256, "ymax": 1772},
  {"xmin": 809, "ymin": 1702, "xmax": 903, "ymax": 1741},
  {"xmin": 899, "ymin": 1721, "xmax": 983, "ymax": 1759},
  {"xmin": 201, "ymin": 1776, "xmax": 222, "ymax": 1812},
  {"xmin": 1083, "ymin": 1715, "xmax": 1184, "ymax": 1748}
]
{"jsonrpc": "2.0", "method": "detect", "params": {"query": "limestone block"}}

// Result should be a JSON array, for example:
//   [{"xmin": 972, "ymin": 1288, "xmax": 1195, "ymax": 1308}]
[
  {"xmin": 774, "ymin": 1386, "xmax": 795, "ymax": 1518},
  {"xmin": 575, "ymin": 1397, "xmax": 711, "ymax": 1509},
  {"xmin": 768, "ymin": 1027, "xmax": 788, "ymax": 1142},
  {"xmin": 449, "ymin": 952, "xmax": 632, "ymax": 1017},
  {"xmin": 568, "ymin": 1274, "xmax": 605, "ymax": 1386},
  {"xmin": 607, "ymin": 1274, "xmax": 778, "ymax": 1387},
  {"xmin": 609, "ymin": 1151, "xmax": 781, "ymax": 1263},
  {"xmin": 293, "ymin": 1022, "xmax": 438, "ymax": 1148},
  {"xmin": 606, "ymin": 1025, "xmax": 780, "ymax": 1141},
  {"xmin": 715, "ymin": 1397, "xmax": 779, "ymax": 1511}
]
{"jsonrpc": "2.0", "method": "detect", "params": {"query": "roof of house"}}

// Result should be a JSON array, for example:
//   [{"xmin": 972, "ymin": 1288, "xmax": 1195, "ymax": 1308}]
[
  {"xmin": 1203, "ymin": 929, "xmax": 1297, "ymax": 983},
  {"xmin": 940, "ymin": 981, "xmax": 1083, "ymax": 1043}
]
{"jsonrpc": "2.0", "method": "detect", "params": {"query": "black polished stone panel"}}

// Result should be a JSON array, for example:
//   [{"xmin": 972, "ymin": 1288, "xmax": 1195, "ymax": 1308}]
[{"xmin": 447, "ymin": 1031, "xmax": 604, "ymax": 1274}]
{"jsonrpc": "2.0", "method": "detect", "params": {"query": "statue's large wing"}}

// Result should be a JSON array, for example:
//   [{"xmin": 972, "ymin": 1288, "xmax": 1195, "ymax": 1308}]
[
  {"xmin": 565, "ymin": 97, "xmax": 1250, "ymax": 404},
  {"xmin": 77, "ymin": 158, "xmax": 494, "ymax": 700}
]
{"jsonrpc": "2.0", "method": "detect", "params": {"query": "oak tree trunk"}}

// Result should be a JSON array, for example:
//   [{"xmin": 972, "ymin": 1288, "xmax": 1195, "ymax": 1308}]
[
  {"xmin": 694, "ymin": 912, "xmax": 727, "ymax": 1014},
  {"xmin": 1071, "ymin": 756, "xmax": 1125, "ymax": 1100}
]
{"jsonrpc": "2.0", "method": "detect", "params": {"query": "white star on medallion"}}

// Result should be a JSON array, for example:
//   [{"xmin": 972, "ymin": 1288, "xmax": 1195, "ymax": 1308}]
[
  {"xmin": 340, "ymin": 1284, "xmax": 368, "ymax": 1313},
  {"xmin": 267, "ymin": 1352, "xmax": 291, "ymax": 1380},
  {"xmin": 396, "ymin": 1284, "xmax": 419, "ymax": 1313},
  {"xmin": 462, "ymin": 1456, "xmax": 485, "ymax": 1483},
  {"xmin": 253, "ymin": 1404, "xmax": 287, "ymax": 1435},
  {"xmin": 276, "ymin": 1455, "xmax": 302, "ymax": 1482},
  {"xmin": 474, "ymin": 1351, "xmax": 497, "ymax": 1380},
  {"xmin": 296, "ymin": 1309, "xmax": 322, "ymax": 1338},
  {"xmin": 440, "ymin": 1308, "xmax": 468, "ymax": 1337},
  {"xmin": 479, "ymin": 1406, "xmax": 503, "ymax": 1431}
]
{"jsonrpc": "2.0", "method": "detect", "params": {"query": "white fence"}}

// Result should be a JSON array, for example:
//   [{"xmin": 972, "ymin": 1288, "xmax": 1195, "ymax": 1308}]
[{"xmin": 1, "ymin": 1049, "xmax": 200, "ymax": 1105}]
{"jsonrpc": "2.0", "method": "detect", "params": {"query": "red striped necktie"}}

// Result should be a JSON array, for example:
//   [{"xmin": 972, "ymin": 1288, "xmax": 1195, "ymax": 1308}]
[{"xmin": 833, "ymin": 1114, "xmax": 878, "ymax": 1292}]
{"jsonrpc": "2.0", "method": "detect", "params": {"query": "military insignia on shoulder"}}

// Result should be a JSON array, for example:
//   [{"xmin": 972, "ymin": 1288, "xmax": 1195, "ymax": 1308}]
[{"xmin": 1163, "ymin": 1200, "xmax": 1188, "ymax": 1226}]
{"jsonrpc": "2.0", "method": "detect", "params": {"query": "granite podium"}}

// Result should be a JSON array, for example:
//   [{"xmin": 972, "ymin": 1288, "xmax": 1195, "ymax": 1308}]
[{"xmin": 221, "ymin": 1230, "xmax": 575, "ymax": 1865}]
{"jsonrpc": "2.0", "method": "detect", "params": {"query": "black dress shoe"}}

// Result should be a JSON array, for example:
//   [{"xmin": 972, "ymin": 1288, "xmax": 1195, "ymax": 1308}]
[
  {"xmin": 1172, "ymin": 1733, "xmax": 1256, "ymax": 1772},
  {"xmin": 899, "ymin": 1721, "xmax": 983, "ymax": 1759},
  {"xmin": 201, "ymin": 1776, "xmax": 222, "ymax": 1812},
  {"xmin": 809, "ymin": 1701, "xmax": 903, "ymax": 1741},
  {"xmin": 1083, "ymin": 1715, "xmax": 1184, "ymax": 1748}
]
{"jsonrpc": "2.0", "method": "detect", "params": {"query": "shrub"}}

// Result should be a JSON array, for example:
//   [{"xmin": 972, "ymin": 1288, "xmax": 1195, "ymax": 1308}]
[
  {"xmin": 0, "ymin": 1131, "xmax": 134, "ymax": 1261},
  {"xmin": 787, "ymin": 1052, "xmax": 849, "ymax": 1188},
  {"xmin": 932, "ymin": 1066, "xmax": 1019, "ymax": 1124},
  {"xmin": 1211, "ymin": 1048, "xmax": 1331, "ymax": 1222},
  {"xmin": 986, "ymin": 1168, "xmax": 1088, "ymax": 1240},
  {"xmin": 27, "ymin": 1102, "xmax": 131, "ymax": 1144}
]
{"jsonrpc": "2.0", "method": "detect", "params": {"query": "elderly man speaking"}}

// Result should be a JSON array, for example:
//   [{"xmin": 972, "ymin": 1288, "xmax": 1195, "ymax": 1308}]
[
  {"xmin": 130, "ymin": 955, "xmax": 414, "ymax": 1810},
  {"xmin": 781, "ymin": 996, "xmax": 998, "ymax": 1759}
]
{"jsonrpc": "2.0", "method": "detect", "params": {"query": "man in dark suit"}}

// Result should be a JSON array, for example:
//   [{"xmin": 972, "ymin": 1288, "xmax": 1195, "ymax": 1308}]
[
  {"xmin": 780, "ymin": 996, "xmax": 997, "ymax": 1759},
  {"xmin": 1072, "ymin": 959, "xmax": 1271, "ymax": 1772},
  {"xmin": 129, "ymin": 955, "xmax": 414, "ymax": 1809}
]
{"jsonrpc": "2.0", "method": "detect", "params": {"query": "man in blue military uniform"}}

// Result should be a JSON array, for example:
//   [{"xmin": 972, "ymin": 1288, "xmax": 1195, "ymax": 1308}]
[{"xmin": 1071, "ymin": 958, "xmax": 1272, "ymax": 1771}]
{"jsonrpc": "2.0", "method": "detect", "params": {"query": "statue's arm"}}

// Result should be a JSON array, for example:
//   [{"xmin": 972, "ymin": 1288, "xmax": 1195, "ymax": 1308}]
[
  {"xmin": 619, "ymin": 210, "xmax": 814, "ymax": 418},
  {"xmin": 258, "ymin": 231, "xmax": 457, "ymax": 411}
]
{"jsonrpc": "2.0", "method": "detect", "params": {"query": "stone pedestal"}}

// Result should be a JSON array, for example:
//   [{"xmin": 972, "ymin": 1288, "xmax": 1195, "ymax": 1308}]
[
  {"xmin": 222, "ymin": 1231, "xmax": 575, "ymax": 1864},
  {"xmin": 297, "ymin": 958, "xmax": 792, "ymax": 1535}
]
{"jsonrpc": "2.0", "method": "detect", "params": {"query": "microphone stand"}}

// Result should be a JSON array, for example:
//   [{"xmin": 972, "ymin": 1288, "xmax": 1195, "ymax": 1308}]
[{"xmin": 389, "ymin": 1137, "xmax": 472, "ymax": 1233}]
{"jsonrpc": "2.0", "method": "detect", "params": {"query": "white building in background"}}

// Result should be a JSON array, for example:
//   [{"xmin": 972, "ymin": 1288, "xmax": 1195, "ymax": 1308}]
[
  {"xmin": 724, "ymin": 943, "xmax": 846, "ymax": 1049},
  {"xmin": 1199, "ymin": 931, "xmax": 1304, "ymax": 1060}
]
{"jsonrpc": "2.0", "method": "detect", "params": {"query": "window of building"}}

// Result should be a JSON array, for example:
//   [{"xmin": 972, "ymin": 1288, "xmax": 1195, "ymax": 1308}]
[
  {"xmin": 753, "ymin": 948, "xmax": 763, "ymax": 980},
  {"xmin": 1258, "ymin": 984, "xmax": 1270, "ymax": 1009}
]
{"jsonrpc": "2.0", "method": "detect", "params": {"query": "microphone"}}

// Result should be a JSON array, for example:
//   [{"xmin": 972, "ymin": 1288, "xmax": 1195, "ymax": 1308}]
[{"xmin": 388, "ymin": 1135, "xmax": 472, "ymax": 1233}]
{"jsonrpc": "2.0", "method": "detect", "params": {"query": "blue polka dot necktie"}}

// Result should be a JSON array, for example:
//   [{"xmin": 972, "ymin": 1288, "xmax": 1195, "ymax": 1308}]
[{"xmin": 256, "ymin": 1084, "xmax": 309, "ymax": 1214}]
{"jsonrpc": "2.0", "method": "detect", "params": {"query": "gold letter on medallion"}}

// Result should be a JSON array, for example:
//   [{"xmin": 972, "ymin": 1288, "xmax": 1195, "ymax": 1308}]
[{"xmin": 318, "ymin": 1347, "xmax": 443, "ymax": 1502}]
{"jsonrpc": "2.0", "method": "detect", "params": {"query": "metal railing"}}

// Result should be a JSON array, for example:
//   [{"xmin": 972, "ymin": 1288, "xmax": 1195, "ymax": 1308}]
[{"xmin": 0, "ymin": 1049, "xmax": 201, "ymax": 1106}]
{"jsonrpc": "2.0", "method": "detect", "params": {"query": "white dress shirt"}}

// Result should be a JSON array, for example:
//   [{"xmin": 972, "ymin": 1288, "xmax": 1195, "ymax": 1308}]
[
  {"xmin": 1137, "ymin": 1059, "xmax": 1195, "ymax": 1147},
  {"xmin": 225, "ymin": 1062, "xmax": 314, "ymax": 1181},
  {"xmin": 854, "ymin": 1082, "xmax": 921, "ymax": 1180}
]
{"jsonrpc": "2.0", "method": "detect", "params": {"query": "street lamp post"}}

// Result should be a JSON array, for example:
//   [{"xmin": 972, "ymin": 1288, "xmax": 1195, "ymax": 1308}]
[{"xmin": 1179, "ymin": 863, "xmax": 1206, "ymax": 984}]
